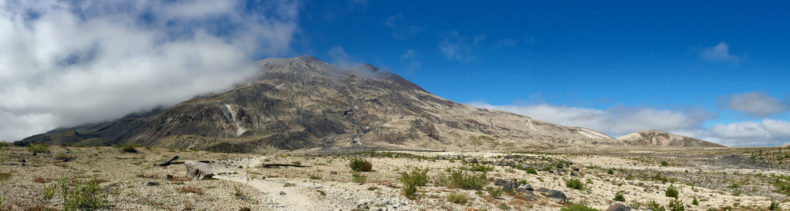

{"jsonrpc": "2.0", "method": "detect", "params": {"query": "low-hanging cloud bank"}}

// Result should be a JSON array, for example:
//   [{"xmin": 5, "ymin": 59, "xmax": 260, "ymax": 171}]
[
  {"xmin": 469, "ymin": 102, "xmax": 790, "ymax": 147},
  {"xmin": 0, "ymin": 0, "xmax": 301, "ymax": 141}
]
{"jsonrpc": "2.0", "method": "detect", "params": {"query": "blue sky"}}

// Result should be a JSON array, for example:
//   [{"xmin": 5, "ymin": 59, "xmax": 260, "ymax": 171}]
[
  {"xmin": 1, "ymin": 0, "xmax": 788, "ymax": 146},
  {"xmin": 288, "ymin": 0, "xmax": 790, "ymax": 146}
]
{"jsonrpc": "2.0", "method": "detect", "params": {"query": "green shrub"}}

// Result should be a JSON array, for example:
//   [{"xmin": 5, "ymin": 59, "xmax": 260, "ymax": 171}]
[
  {"xmin": 561, "ymin": 204, "xmax": 600, "ymax": 211},
  {"xmin": 691, "ymin": 196, "xmax": 699, "ymax": 206},
  {"xmin": 661, "ymin": 161, "xmax": 669, "ymax": 167},
  {"xmin": 732, "ymin": 190, "xmax": 741, "ymax": 196},
  {"xmin": 0, "ymin": 196, "xmax": 4, "ymax": 208},
  {"xmin": 0, "ymin": 142, "xmax": 8, "ymax": 148},
  {"xmin": 468, "ymin": 164, "xmax": 493, "ymax": 172},
  {"xmin": 729, "ymin": 183, "xmax": 740, "ymax": 189},
  {"xmin": 447, "ymin": 192, "xmax": 470, "ymax": 205},
  {"xmin": 607, "ymin": 169, "xmax": 614, "ymax": 174},
  {"xmin": 445, "ymin": 170, "xmax": 484, "ymax": 190},
  {"xmin": 399, "ymin": 168, "xmax": 429, "ymax": 187},
  {"xmin": 647, "ymin": 201, "xmax": 665, "ymax": 211},
  {"xmin": 349, "ymin": 158, "xmax": 372, "ymax": 172},
  {"xmin": 43, "ymin": 184, "xmax": 56, "ymax": 200},
  {"xmin": 525, "ymin": 166, "xmax": 537, "ymax": 174},
  {"xmin": 120, "ymin": 145, "xmax": 137, "ymax": 153},
  {"xmin": 668, "ymin": 199, "xmax": 684, "ymax": 211},
  {"xmin": 770, "ymin": 200, "xmax": 782, "ymax": 210},
  {"xmin": 613, "ymin": 191, "xmax": 625, "ymax": 202},
  {"xmin": 352, "ymin": 172, "xmax": 366, "ymax": 184},
  {"xmin": 566, "ymin": 178, "xmax": 584, "ymax": 190},
  {"xmin": 485, "ymin": 186, "xmax": 502, "ymax": 199},
  {"xmin": 28, "ymin": 144, "xmax": 49, "ymax": 153},
  {"xmin": 665, "ymin": 185, "xmax": 679, "ymax": 198},
  {"xmin": 402, "ymin": 184, "xmax": 417, "ymax": 198},
  {"xmin": 60, "ymin": 178, "xmax": 106, "ymax": 210}
]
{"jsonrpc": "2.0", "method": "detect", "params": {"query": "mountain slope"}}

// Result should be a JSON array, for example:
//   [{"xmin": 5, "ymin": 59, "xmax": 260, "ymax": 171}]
[
  {"xmin": 20, "ymin": 56, "xmax": 626, "ymax": 152},
  {"xmin": 616, "ymin": 130, "xmax": 724, "ymax": 147}
]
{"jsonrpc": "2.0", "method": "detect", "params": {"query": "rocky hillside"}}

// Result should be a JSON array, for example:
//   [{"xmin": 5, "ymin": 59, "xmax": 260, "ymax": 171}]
[
  {"xmin": 616, "ymin": 130, "xmax": 724, "ymax": 147},
  {"xmin": 20, "ymin": 56, "xmax": 634, "ymax": 152}
]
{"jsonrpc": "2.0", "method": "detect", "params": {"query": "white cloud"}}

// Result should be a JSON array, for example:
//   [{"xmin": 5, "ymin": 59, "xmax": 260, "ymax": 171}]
[
  {"xmin": 710, "ymin": 119, "xmax": 790, "ymax": 146},
  {"xmin": 384, "ymin": 14, "xmax": 422, "ymax": 39},
  {"xmin": 699, "ymin": 42, "xmax": 739, "ymax": 63},
  {"xmin": 468, "ymin": 102, "xmax": 710, "ymax": 136},
  {"xmin": 469, "ymin": 101, "xmax": 790, "ymax": 147},
  {"xmin": 400, "ymin": 49, "xmax": 421, "ymax": 73},
  {"xmin": 725, "ymin": 92, "xmax": 789, "ymax": 117},
  {"xmin": 438, "ymin": 31, "xmax": 483, "ymax": 61},
  {"xmin": 0, "ymin": 0, "xmax": 300, "ymax": 141}
]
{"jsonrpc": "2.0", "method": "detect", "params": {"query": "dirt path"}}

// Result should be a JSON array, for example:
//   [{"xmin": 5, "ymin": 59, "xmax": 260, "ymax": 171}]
[{"xmin": 215, "ymin": 175, "xmax": 330, "ymax": 211}]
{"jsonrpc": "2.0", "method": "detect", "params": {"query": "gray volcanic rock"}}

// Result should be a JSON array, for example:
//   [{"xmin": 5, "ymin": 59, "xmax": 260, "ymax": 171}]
[
  {"xmin": 617, "ymin": 130, "xmax": 724, "ymax": 147},
  {"xmin": 18, "ymin": 56, "xmax": 624, "ymax": 152}
]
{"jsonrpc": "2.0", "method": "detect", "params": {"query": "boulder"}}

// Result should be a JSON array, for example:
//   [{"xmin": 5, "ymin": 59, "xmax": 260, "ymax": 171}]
[
  {"xmin": 185, "ymin": 160, "xmax": 214, "ymax": 180},
  {"xmin": 545, "ymin": 190, "xmax": 567, "ymax": 202},
  {"xmin": 502, "ymin": 181, "xmax": 516, "ymax": 193},
  {"xmin": 606, "ymin": 203, "xmax": 630, "ymax": 211},
  {"xmin": 495, "ymin": 179, "xmax": 507, "ymax": 186}
]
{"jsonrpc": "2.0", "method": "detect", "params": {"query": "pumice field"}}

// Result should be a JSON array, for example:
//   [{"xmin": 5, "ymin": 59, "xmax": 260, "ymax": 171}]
[{"xmin": 1, "ymin": 144, "xmax": 788, "ymax": 210}]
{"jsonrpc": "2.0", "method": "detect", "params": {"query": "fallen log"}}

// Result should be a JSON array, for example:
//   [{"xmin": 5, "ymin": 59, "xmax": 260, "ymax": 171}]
[
  {"xmin": 156, "ymin": 156, "xmax": 179, "ymax": 166},
  {"xmin": 261, "ymin": 163, "xmax": 310, "ymax": 168}
]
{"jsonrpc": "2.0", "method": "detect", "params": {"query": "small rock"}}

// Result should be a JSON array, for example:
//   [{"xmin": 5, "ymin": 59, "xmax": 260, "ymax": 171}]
[
  {"xmin": 606, "ymin": 203, "xmax": 630, "ymax": 211},
  {"xmin": 261, "ymin": 176, "xmax": 266, "ymax": 179},
  {"xmin": 330, "ymin": 171, "xmax": 338, "ymax": 175},
  {"xmin": 523, "ymin": 192, "xmax": 535, "ymax": 200},
  {"xmin": 517, "ymin": 184, "xmax": 533, "ymax": 192},
  {"xmin": 166, "ymin": 174, "xmax": 174, "ymax": 179},
  {"xmin": 18, "ymin": 159, "xmax": 25, "ymax": 163},
  {"xmin": 545, "ymin": 190, "xmax": 567, "ymax": 202},
  {"xmin": 145, "ymin": 181, "xmax": 159, "ymax": 186},
  {"xmin": 495, "ymin": 179, "xmax": 506, "ymax": 186},
  {"xmin": 467, "ymin": 158, "xmax": 478, "ymax": 163},
  {"xmin": 502, "ymin": 181, "xmax": 516, "ymax": 193},
  {"xmin": 280, "ymin": 191, "xmax": 286, "ymax": 195},
  {"xmin": 572, "ymin": 167, "xmax": 580, "ymax": 171}
]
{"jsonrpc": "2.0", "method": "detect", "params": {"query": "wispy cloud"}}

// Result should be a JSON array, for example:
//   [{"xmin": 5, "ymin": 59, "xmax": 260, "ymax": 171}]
[
  {"xmin": 400, "ymin": 49, "xmax": 421, "ymax": 73},
  {"xmin": 438, "ymin": 31, "xmax": 484, "ymax": 61},
  {"xmin": 384, "ymin": 14, "xmax": 422, "ymax": 39},
  {"xmin": 699, "ymin": 42, "xmax": 739, "ymax": 63},
  {"xmin": 0, "ymin": 0, "xmax": 301, "ymax": 141},
  {"xmin": 725, "ymin": 92, "xmax": 789, "ymax": 117}
]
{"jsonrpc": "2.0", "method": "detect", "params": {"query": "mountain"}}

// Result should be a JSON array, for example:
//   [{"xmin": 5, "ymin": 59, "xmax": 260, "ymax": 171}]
[
  {"xmin": 616, "ymin": 130, "xmax": 724, "ymax": 147},
  {"xmin": 19, "ymin": 56, "xmax": 660, "ymax": 152}
]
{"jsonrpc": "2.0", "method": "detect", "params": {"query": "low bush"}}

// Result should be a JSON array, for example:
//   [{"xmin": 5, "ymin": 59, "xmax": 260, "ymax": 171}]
[
  {"xmin": 485, "ymin": 186, "xmax": 502, "ymax": 199},
  {"xmin": 770, "ymin": 200, "xmax": 782, "ymax": 210},
  {"xmin": 349, "ymin": 158, "xmax": 372, "ymax": 172},
  {"xmin": 665, "ymin": 185, "xmax": 679, "ymax": 198},
  {"xmin": 566, "ymin": 178, "xmax": 584, "ymax": 190},
  {"xmin": 352, "ymin": 172, "xmax": 366, "ymax": 184},
  {"xmin": 647, "ymin": 201, "xmax": 665, "ymax": 211},
  {"xmin": 668, "ymin": 199, "xmax": 684, "ymax": 211},
  {"xmin": 400, "ymin": 168, "xmax": 429, "ymax": 187},
  {"xmin": 28, "ymin": 144, "xmax": 49, "ymax": 153},
  {"xmin": 447, "ymin": 192, "xmax": 470, "ymax": 205},
  {"xmin": 613, "ymin": 191, "xmax": 625, "ymax": 202},
  {"xmin": 120, "ymin": 145, "xmax": 137, "ymax": 153},
  {"xmin": 560, "ymin": 205, "xmax": 600, "ymax": 211},
  {"xmin": 525, "ymin": 166, "xmax": 537, "ymax": 175},
  {"xmin": 444, "ymin": 170, "xmax": 484, "ymax": 190},
  {"xmin": 60, "ymin": 178, "xmax": 107, "ymax": 210}
]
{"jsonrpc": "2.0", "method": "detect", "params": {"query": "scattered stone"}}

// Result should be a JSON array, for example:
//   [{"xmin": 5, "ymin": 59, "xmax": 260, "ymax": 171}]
[
  {"xmin": 330, "ymin": 171, "xmax": 338, "ymax": 175},
  {"xmin": 185, "ymin": 160, "xmax": 214, "ymax": 180},
  {"xmin": 606, "ymin": 203, "xmax": 630, "ymax": 211},
  {"xmin": 572, "ymin": 167, "xmax": 580, "ymax": 171},
  {"xmin": 517, "ymin": 184, "xmax": 533, "ymax": 192},
  {"xmin": 146, "ymin": 181, "xmax": 159, "ymax": 186},
  {"xmin": 545, "ymin": 190, "xmax": 567, "ymax": 202},
  {"xmin": 166, "ymin": 174, "xmax": 174, "ymax": 179},
  {"xmin": 502, "ymin": 181, "xmax": 516, "ymax": 193},
  {"xmin": 495, "ymin": 179, "xmax": 506, "ymax": 186},
  {"xmin": 467, "ymin": 158, "xmax": 478, "ymax": 163},
  {"xmin": 279, "ymin": 191, "xmax": 286, "ymax": 195}
]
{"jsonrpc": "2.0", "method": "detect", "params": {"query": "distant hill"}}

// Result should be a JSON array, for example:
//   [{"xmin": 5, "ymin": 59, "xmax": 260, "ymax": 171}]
[{"xmin": 617, "ymin": 130, "xmax": 724, "ymax": 147}]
